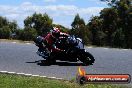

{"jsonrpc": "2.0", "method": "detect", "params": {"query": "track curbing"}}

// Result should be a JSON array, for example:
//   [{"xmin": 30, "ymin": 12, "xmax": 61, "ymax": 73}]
[{"xmin": 0, "ymin": 70, "xmax": 64, "ymax": 80}]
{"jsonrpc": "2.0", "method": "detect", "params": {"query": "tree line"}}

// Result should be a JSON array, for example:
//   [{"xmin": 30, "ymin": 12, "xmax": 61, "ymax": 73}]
[
  {"xmin": 0, "ymin": 0, "xmax": 131, "ymax": 48},
  {"xmin": 0, "ymin": 13, "xmax": 69, "ymax": 41},
  {"xmin": 71, "ymin": 0, "xmax": 132, "ymax": 48}
]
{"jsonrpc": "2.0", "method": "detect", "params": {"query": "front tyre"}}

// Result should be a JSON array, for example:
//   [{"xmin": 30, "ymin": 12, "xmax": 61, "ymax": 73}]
[
  {"xmin": 45, "ymin": 53, "xmax": 56, "ymax": 65},
  {"xmin": 80, "ymin": 52, "xmax": 95, "ymax": 65}
]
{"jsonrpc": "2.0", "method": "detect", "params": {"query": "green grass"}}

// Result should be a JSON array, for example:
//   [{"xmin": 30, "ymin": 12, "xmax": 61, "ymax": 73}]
[{"xmin": 0, "ymin": 73, "xmax": 131, "ymax": 88}]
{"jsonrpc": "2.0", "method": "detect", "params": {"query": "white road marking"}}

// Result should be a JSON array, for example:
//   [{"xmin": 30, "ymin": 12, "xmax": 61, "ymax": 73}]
[
  {"xmin": 48, "ymin": 77, "xmax": 56, "ymax": 79},
  {"xmin": 54, "ymin": 78, "xmax": 63, "ymax": 80},
  {"xmin": 0, "ymin": 71, "xmax": 8, "ymax": 73},
  {"xmin": 0, "ymin": 70, "xmax": 63, "ymax": 80},
  {"xmin": 87, "ymin": 47, "xmax": 93, "ymax": 48},
  {"xmin": 8, "ymin": 72, "xmax": 16, "ymax": 74},
  {"xmin": 12, "ymin": 42, "xmax": 16, "ymax": 43},
  {"xmin": 122, "ymin": 49, "xmax": 129, "ymax": 51},
  {"xmin": 16, "ymin": 73, "xmax": 25, "ymax": 75},
  {"xmin": 32, "ymin": 75, "xmax": 40, "ymax": 77},
  {"xmin": 27, "ymin": 43, "xmax": 31, "ymax": 44},
  {"xmin": 24, "ymin": 74, "xmax": 32, "ymax": 76},
  {"xmin": 103, "ymin": 48, "xmax": 109, "ymax": 49},
  {"xmin": 11, "ymin": 42, "xmax": 31, "ymax": 45},
  {"xmin": 40, "ymin": 76, "xmax": 47, "ymax": 78}
]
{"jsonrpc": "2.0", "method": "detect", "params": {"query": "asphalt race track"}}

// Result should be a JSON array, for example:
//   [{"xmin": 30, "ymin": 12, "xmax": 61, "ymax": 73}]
[{"xmin": 0, "ymin": 41, "xmax": 132, "ymax": 84}]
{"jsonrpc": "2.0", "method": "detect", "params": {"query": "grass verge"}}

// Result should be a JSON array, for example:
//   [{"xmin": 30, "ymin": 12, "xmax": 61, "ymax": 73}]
[{"xmin": 0, "ymin": 73, "xmax": 130, "ymax": 88}]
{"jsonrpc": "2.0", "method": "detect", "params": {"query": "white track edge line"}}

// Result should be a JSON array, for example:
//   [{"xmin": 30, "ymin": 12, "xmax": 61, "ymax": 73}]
[{"xmin": 0, "ymin": 71, "xmax": 63, "ymax": 80}]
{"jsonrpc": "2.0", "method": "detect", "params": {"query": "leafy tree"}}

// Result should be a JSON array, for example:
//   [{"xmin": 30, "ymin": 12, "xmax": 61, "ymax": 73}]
[
  {"xmin": 100, "ymin": 0, "xmax": 121, "ymax": 6},
  {"xmin": 100, "ymin": 0, "xmax": 132, "ymax": 48},
  {"xmin": 0, "ymin": 26, "xmax": 11, "ymax": 39},
  {"xmin": 24, "ymin": 13, "xmax": 53, "ymax": 35},
  {"xmin": 16, "ymin": 27, "xmax": 37, "ymax": 41},
  {"xmin": 70, "ymin": 14, "xmax": 90, "ymax": 44},
  {"xmin": 71, "ymin": 14, "xmax": 85, "ymax": 30},
  {"xmin": 88, "ymin": 16, "xmax": 106, "ymax": 46},
  {"xmin": 8, "ymin": 21, "xmax": 18, "ymax": 33},
  {"xmin": 116, "ymin": 0, "xmax": 132, "ymax": 48},
  {"xmin": 79, "ymin": 25, "xmax": 91, "ymax": 44},
  {"xmin": 71, "ymin": 14, "xmax": 85, "ymax": 36},
  {"xmin": 24, "ymin": 27, "xmax": 38, "ymax": 41},
  {"xmin": 100, "ymin": 7, "xmax": 118, "ymax": 46},
  {"xmin": 0, "ymin": 16, "xmax": 18, "ymax": 39},
  {"xmin": 112, "ymin": 28, "xmax": 125, "ymax": 48},
  {"xmin": 0, "ymin": 16, "xmax": 8, "ymax": 28}
]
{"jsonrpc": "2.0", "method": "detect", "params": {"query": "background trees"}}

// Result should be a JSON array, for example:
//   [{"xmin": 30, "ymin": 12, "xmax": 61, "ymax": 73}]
[
  {"xmin": 88, "ymin": 16, "xmax": 106, "ymax": 46},
  {"xmin": 0, "ymin": 26, "xmax": 11, "ymax": 39},
  {"xmin": 24, "ymin": 13, "xmax": 53, "ymax": 36},
  {"xmin": 0, "ymin": 0, "xmax": 131, "ymax": 48},
  {"xmin": 15, "ymin": 27, "xmax": 37, "ymax": 41},
  {"xmin": 70, "ymin": 14, "xmax": 90, "ymax": 44},
  {"xmin": 0, "ymin": 16, "xmax": 17, "ymax": 39},
  {"xmin": 99, "ymin": 0, "xmax": 132, "ymax": 48}
]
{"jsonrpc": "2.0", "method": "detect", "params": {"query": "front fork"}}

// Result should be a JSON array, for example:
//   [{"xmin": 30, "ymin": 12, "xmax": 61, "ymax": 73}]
[{"xmin": 36, "ymin": 48, "xmax": 50, "ymax": 59}]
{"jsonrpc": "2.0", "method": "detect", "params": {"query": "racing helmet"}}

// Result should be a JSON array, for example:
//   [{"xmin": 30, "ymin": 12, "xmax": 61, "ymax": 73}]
[{"xmin": 51, "ymin": 27, "xmax": 60, "ymax": 38}]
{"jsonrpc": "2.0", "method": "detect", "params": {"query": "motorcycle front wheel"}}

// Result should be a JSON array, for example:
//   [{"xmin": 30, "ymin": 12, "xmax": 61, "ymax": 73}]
[{"xmin": 80, "ymin": 52, "xmax": 95, "ymax": 65}]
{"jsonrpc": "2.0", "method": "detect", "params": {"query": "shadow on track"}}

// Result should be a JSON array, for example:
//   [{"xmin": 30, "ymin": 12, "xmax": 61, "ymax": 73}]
[{"xmin": 26, "ymin": 60, "xmax": 86, "ymax": 66}]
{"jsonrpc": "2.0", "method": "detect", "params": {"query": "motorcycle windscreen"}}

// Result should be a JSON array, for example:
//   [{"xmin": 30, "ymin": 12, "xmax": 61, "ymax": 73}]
[{"xmin": 76, "ymin": 38, "xmax": 84, "ymax": 49}]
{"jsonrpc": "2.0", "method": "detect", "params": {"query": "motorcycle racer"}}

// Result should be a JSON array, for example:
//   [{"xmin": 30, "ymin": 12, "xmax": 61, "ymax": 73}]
[
  {"xmin": 34, "ymin": 27, "xmax": 95, "ymax": 65},
  {"xmin": 44, "ymin": 27, "xmax": 63, "ymax": 52},
  {"xmin": 35, "ymin": 27, "xmax": 69, "ymax": 57}
]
